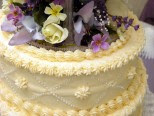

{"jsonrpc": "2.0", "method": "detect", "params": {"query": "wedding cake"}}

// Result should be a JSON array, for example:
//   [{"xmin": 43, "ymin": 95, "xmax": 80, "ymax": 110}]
[{"xmin": 0, "ymin": 0, "xmax": 147, "ymax": 116}]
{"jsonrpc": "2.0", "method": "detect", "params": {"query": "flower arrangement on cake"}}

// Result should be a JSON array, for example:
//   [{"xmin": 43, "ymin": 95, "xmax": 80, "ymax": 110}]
[
  {"xmin": 0, "ymin": 1, "xmax": 147, "ymax": 116},
  {"xmin": 1, "ymin": 0, "xmax": 140, "ymax": 53}
]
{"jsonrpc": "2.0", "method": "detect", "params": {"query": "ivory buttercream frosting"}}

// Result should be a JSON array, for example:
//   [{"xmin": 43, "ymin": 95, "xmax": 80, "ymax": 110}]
[{"xmin": 0, "ymin": 0, "xmax": 147, "ymax": 116}]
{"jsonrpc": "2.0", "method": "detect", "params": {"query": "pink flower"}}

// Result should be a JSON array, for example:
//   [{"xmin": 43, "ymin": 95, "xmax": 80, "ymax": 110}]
[
  {"xmin": 91, "ymin": 34, "xmax": 110, "ymax": 53},
  {"xmin": 7, "ymin": 4, "xmax": 24, "ymax": 24}
]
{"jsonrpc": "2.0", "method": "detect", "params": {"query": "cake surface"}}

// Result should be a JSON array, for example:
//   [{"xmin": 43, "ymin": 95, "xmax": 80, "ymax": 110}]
[
  {"xmin": 0, "ymin": 0, "xmax": 147, "ymax": 116},
  {"xmin": 0, "ymin": 10, "xmax": 144, "ymax": 77},
  {"xmin": 0, "ymin": 57, "xmax": 147, "ymax": 116}
]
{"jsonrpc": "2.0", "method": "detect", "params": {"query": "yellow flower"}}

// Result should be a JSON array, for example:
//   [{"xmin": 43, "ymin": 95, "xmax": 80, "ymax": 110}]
[
  {"xmin": 42, "ymin": 23, "xmax": 68, "ymax": 44},
  {"xmin": 44, "ymin": 3, "xmax": 67, "ymax": 25}
]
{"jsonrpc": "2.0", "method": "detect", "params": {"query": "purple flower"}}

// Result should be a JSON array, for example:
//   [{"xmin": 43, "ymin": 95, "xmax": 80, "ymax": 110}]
[
  {"xmin": 112, "ymin": 16, "xmax": 117, "ymax": 21},
  {"xmin": 117, "ymin": 21, "xmax": 122, "ymax": 28},
  {"xmin": 128, "ymin": 19, "xmax": 134, "ymax": 25},
  {"xmin": 21, "ymin": 1, "xmax": 35, "ymax": 16},
  {"xmin": 91, "ymin": 34, "xmax": 110, "ymax": 53},
  {"xmin": 124, "ymin": 23, "xmax": 129, "ymax": 30},
  {"xmin": 8, "ymin": 16, "xmax": 45, "ymax": 46},
  {"xmin": 74, "ymin": 1, "xmax": 94, "ymax": 46},
  {"xmin": 111, "ymin": 15, "xmax": 139, "ymax": 31},
  {"xmin": 1, "ymin": 19, "xmax": 17, "ymax": 32},
  {"xmin": 7, "ymin": 4, "xmax": 24, "ymax": 24},
  {"xmin": 54, "ymin": 0, "xmax": 65, "ymax": 5},
  {"xmin": 134, "ymin": 25, "xmax": 140, "ymax": 31},
  {"xmin": 123, "ymin": 17, "xmax": 128, "ymax": 23}
]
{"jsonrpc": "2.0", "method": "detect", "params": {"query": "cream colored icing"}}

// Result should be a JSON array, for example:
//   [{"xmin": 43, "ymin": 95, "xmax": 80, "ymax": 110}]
[
  {"xmin": 0, "ymin": 7, "xmax": 128, "ymax": 62},
  {"xmin": 0, "ymin": 57, "xmax": 142, "ymax": 110},
  {"xmin": 0, "ymin": 59, "xmax": 147, "ymax": 116},
  {"xmin": 0, "ymin": 1, "xmax": 146, "ymax": 116},
  {"xmin": 74, "ymin": 86, "xmax": 91, "ymax": 100},
  {"xmin": 0, "ymin": 10, "xmax": 145, "ymax": 77},
  {"xmin": 127, "ymin": 66, "xmax": 137, "ymax": 79},
  {"xmin": 0, "ymin": 1, "xmax": 147, "ymax": 116},
  {"xmin": 15, "ymin": 77, "xmax": 28, "ymax": 89}
]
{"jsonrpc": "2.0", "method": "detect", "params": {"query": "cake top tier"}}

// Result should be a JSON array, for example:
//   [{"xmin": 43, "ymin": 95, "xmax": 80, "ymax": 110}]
[
  {"xmin": 0, "ymin": 0, "xmax": 145, "ymax": 77},
  {"xmin": 1, "ymin": 0, "xmax": 139, "ymax": 52}
]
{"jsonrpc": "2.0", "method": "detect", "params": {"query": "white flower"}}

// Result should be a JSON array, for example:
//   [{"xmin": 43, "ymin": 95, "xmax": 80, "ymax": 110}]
[
  {"xmin": 15, "ymin": 77, "xmax": 28, "ymax": 89},
  {"xmin": 74, "ymin": 86, "xmax": 91, "ymax": 100},
  {"xmin": 42, "ymin": 23, "xmax": 68, "ymax": 44},
  {"xmin": 128, "ymin": 67, "xmax": 137, "ymax": 79}
]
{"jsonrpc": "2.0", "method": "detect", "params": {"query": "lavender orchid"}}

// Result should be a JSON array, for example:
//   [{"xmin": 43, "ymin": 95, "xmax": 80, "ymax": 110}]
[
  {"xmin": 0, "ymin": 0, "xmax": 140, "ymax": 52},
  {"xmin": 1, "ymin": 19, "xmax": 17, "ymax": 32},
  {"xmin": 1, "ymin": 4, "xmax": 23, "ymax": 32},
  {"xmin": 9, "ymin": 28, "xmax": 34, "ymax": 46},
  {"xmin": 91, "ymin": 34, "xmax": 110, "ymax": 53},
  {"xmin": 74, "ymin": 1, "xmax": 94, "ymax": 46},
  {"xmin": 74, "ymin": 1, "xmax": 110, "ymax": 46},
  {"xmin": 9, "ymin": 16, "xmax": 45, "ymax": 46}
]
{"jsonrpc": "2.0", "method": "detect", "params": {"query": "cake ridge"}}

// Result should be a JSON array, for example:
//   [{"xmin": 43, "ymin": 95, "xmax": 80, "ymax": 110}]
[
  {"xmin": 0, "ymin": 59, "xmax": 147, "ymax": 116},
  {"xmin": 0, "ymin": 1, "xmax": 147, "ymax": 116},
  {"xmin": 0, "ymin": 11, "xmax": 144, "ymax": 77}
]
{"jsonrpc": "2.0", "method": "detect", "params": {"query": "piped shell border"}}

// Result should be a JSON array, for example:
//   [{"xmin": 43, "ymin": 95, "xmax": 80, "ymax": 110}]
[
  {"xmin": 0, "ymin": 11, "xmax": 145, "ymax": 77},
  {"xmin": 0, "ymin": 59, "xmax": 147, "ymax": 116}
]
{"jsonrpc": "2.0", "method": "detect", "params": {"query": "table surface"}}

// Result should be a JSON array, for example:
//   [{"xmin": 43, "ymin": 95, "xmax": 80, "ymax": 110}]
[{"xmin": 143, "ymin": 89, "xmax": 154, "ymax": 116}]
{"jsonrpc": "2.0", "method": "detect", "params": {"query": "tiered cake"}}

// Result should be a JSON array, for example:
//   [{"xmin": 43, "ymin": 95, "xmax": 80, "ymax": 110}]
[{"xmin": 0, "ymin": 0, "xmax": 147, "ymax": 116}]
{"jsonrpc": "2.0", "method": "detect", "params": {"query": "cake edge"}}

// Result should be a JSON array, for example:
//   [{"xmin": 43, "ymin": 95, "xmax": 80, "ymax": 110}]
[
  {"xmin": 0, "ymin": 10, "xmax": 145, "ymax": 77},
  {"xmin": 0, "ymin": 59, "xmax": 147, "ymax": 116}
]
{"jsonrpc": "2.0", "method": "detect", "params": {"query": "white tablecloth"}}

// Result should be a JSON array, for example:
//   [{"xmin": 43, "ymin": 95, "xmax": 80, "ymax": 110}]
[{"xmin": 143, "ymin": 89, "xmax": 154, "ymax": 116}]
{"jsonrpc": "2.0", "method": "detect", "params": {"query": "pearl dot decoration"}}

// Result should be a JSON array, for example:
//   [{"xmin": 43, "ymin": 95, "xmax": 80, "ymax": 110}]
[{"xmin": 0, "ymin": 60, "xmax": 147, "ymax": 116}]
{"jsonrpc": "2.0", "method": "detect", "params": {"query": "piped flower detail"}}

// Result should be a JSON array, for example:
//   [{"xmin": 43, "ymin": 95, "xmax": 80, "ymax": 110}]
[
  {"xmin": 15, "ymin": 77, "xmax": 28, "ymax": 89},
  {"xmin": 44, "ymin": 3, "xmax": 67, "ymax": 25},
  {"xmin": 91, "ymin": 34, "xmax": 110, "ymax": 53},
  {"xmin": 127, "ymin": 67, "xmax": 137, "ymax": 79},
  {"xmin": 74, "ymin": 86, "xmax": 91, "ymax": 100}
]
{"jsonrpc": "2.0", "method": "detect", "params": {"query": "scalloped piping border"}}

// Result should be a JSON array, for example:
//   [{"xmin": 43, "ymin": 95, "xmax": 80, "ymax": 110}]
[
  {"xmin": 0, "ymin": 60, "xmax": 147, "ymax": 116},
  {"xmin": 15, "ymin": 38, "xmax": 128, "ymax": 62},
  {"xmin": 0, "ymin": 10, "xmax": 127, "ymax": 63},
  {"xmin": 0, "ymin": 31, "xmax": 144, "ymax": 77},
  {"xmin": 0, "ymin": 11, "xmax": 145, "ymax": 77},
  {"xmin": 0, "ymin": 11, "xmax": 136, "ymax": 62}
]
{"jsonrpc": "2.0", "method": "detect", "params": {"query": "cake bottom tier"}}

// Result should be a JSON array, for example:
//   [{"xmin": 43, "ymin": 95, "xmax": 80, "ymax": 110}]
[
  {"xmin": 0, "ymin": 59, "xmax": 147, "ymax": 116},
  {"xmin": 0, "ymin": 100, "xmax": 143, "ymax": 116}
]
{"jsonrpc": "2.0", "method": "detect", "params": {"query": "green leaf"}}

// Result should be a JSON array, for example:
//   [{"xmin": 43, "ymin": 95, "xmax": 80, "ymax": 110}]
[
  {"xmin": 33, "ymin": 3, "xmax": 48, "ymax": 26},
  {"xmin": 33, "ymin": 11, "xmax": 47, "ymax": 26},
  {"xmin": 13, "ymin": 2, "xmax": 23, "ymax": 7}
]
